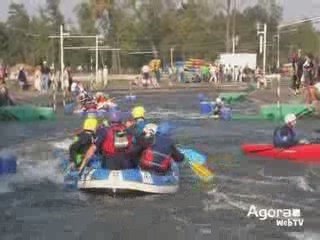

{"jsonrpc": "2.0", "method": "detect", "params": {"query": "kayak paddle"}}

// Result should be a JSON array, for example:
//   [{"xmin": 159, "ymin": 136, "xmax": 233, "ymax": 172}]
[
  {"xmin": 188, "ymin": 162, "xmax": 214, "ymax": 182},
  {"xmin": 177, "ymin": 146, "xmax": 207, "ymax": 165}
]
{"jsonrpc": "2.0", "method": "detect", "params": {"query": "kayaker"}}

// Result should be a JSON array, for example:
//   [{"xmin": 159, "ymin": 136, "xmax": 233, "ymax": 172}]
[
  {"xmin": 273, "ymin": 113, "xmax": 309, "ymax": 148},
  {"xmin": 131, "ymin": 123, "xmax": 184, "ymax": 174},
  {"xmin": 213, "ymin": 97, "xmax": 224, "ymax": 117},
  {"xmin": 79, "ymin": 111, "xmax": 135, "ymax": 172},
  {"xmin": 69, "ymin": 112, "xmax": 99, "ymax": 170}
]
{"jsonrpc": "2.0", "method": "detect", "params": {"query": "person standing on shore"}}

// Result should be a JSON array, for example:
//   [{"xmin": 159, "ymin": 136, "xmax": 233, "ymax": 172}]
[
  {"xmin": 302, "ymin": 54, "xmax": 314, "ymax": 104},
  {"xmin": 40, "ymin": 61, "xmax": 50, "ymax": 93},
  {"xmin": 17, "ymin": 66, "xmax": 27, "ymax": 90},
  {"xmin": 292, "ymin": 49, "xmax": 304, "ymax": 95}
]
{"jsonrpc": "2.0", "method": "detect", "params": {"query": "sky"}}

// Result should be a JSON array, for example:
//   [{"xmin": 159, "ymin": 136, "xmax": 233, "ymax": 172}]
[{"xmin": 1, "ymin": 0, "xmax": 320, "ymax": 26}]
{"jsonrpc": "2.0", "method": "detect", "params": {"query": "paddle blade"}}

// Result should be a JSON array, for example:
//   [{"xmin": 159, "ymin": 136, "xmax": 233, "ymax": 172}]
[
  {"xmin": 178, "ymin": 147, "xmax": 207, "ymax": 165},
  {"xmin": 190, "ymin": 163, "xmax": 214, "ymax": 182}
]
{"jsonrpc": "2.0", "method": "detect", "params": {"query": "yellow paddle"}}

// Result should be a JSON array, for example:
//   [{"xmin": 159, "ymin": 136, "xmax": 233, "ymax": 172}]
[{"xmin": 188, "ymin": 162, "xmax": 214, "ymax": 183}]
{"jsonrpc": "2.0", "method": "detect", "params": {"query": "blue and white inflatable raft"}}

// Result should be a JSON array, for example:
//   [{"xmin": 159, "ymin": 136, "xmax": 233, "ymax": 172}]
[{"xmin": 61, "ymin": 157, "xmax": 179, "ymax": 194}]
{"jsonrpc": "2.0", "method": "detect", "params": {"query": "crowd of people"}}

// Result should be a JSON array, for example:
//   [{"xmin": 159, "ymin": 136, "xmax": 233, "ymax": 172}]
[
  {"xmin": 291, "ymin": 50, "xmax": 320, "ymax": 104},
  {"xmin": 69, "ymin": 105, "xmax": 184, "ymax": 176},
  {"xmin": 168, "ymin": 63, "xmax": 254, "ymax": 84}
]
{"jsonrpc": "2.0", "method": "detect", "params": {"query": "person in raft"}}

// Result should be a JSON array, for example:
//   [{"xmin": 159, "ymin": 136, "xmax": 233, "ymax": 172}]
[
  {"xmin": 213, "ymin": 97, "xmax": 224, "ymax": 117},
  {"xmin": 78, "ymin": 111, "xmax": 136, "ymax": 173},
  {"xmin": 69, "ymin": 112, "xmax": 99, "ymax": 170},
  {"xmin": 273, "ymin": 113, "xmax": 309, "ymax": 148},
  {"xmin": 95, "ymin": 92, "xmax": 117, "ymax": 110},
  {"xmin": 129, "ymin": 106, "xmax": 148, "ymax": 139},
  {"xmin": 130, "ymin": 123, "xmax": 184, "ymax": 174}
]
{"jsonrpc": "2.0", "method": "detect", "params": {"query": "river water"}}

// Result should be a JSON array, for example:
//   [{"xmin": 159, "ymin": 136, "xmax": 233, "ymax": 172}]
[{"xmin": 0, "ymin": 91, "xmax": 319, "ymax": 240}]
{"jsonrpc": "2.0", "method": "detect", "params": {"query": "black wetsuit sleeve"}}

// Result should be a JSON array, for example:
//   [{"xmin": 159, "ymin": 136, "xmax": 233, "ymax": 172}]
[{"xmin": 171, "ymin": 145, "xmax": 184, "ymax": 162}]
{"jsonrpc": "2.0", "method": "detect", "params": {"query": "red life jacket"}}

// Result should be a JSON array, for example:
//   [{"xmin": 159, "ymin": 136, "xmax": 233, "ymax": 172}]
[
  {"xmin": 140, "ymin": 146, "xmax": 172, "ymax": 172},
  {"xmin": 102, "ymin": 124, "xmax": 132, "ymax": 156}
]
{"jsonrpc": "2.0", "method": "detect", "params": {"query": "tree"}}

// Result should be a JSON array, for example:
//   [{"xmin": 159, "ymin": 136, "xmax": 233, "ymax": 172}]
[
  {"xmin": 6, "ymin": 3, "xmax": 32, "ymax": 64},
  {"xmin": 40, "ymin": 0, "xmax": 64, "ymax": 66}
]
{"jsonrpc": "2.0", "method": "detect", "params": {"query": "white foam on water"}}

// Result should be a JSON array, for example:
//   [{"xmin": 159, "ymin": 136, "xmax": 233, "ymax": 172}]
[
  {"xmin": 204, "ymin": 174, "xmax": 318, "ymax": 214},
  {"xmin": 149, "ymin": 107, "xmax": 206, "ymax": 120},
  {"xmin": 50, "ymin": 138, "xmax": 73, "ymax": 150},
  {"xmin": 203, "ymin": 190, "xmax": 250, "ymax": 212},
  {"xmin": 259, "ymin": 170, "xmax": 315, "ymax": 192},
  {"xmin": 287, "ymin": 232, "xmax": 320, "ymax": 240},
  {"xmin": 0, "ymin": 138, "xmax": 72, "ymax": 194},
  {"xmin": 293, "ymin": 177, "xmax": 315, "ymax": 192},
  {"xmin": 217, "ymin": 175, "xmax": 288, "ymax": 186}
]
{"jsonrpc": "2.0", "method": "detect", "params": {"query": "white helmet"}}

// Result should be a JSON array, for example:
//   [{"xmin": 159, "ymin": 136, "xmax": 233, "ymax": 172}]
[
  {"xmin": 284, "ymin": 113, "xmax": 296, "ymax": 125},
  {"xmin": 216, "ymin": 97, "xmax": 222, "ymax": 104},
  {"xmin": 143, "ymin": 123, "xmax": 158, "ymax": 137}
]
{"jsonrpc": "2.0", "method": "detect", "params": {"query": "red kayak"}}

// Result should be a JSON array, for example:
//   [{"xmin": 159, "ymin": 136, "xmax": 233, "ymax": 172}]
[{"xmin": 241, "ymin": 143, "xmax": 320, "ymax": 164}]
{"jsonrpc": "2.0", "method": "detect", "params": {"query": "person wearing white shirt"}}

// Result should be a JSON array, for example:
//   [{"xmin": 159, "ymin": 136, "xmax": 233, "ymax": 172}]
[{"xmin": 141, "ymin": 65, "xmax": 150, "ymax": 86}]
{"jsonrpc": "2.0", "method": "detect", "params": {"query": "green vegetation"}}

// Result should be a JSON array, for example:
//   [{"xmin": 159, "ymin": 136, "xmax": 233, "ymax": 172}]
[{"xmin": 0, "ymin": 0, "xmax": 319, "ymax": 71}]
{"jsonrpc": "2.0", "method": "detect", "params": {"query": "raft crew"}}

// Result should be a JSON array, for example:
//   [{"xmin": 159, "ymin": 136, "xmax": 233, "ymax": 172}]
[
  {"xmin": 78, "ymin": 111, "xmax": 135, "ymax": 173},
  {"xmin": 70, "ymin": 104, "xmax": 184, "ymax": 175},
  {"xmin": 273, "ymin": 113, "xmax": 309, "ymax": 148}
]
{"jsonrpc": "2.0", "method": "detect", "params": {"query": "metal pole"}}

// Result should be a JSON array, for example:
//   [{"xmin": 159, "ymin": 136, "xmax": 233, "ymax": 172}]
[
  {"xmin": 232, "ymin": 37, "xmax": 235, "ymax": 54},
  {"xmin": 60, "ymin": 25, "xmax": 66, "ymax": 107},
  {"xmin": 277, "ymin": 73, "xmax": 282, "ymax": 117},
  {"xmin": 52, "ymin": 72, "xmax": 56, "ymax": 112},
  {"xmin": 263, "ymin": 24, "xmax": 267, "ymax": 78},
  {"xmin": 170, "ymin": 48, "xmax": 174, "ymax": 68},
  {"xmin": 95, "ymin": 35, "xmax": 98, "ymax": 88},
  {"xmin": 276, "ymin": 29, "xmax": 280, "ymax": 69}
]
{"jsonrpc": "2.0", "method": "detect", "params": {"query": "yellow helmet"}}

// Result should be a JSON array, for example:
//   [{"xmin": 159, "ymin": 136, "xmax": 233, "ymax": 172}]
[
  {"xmin": 83, "ymin": 118, "xmax": 98, "ymax": 132},
  {"xmin": 132, "ymin": 106, "xmax": 145, "ymax": 119}
]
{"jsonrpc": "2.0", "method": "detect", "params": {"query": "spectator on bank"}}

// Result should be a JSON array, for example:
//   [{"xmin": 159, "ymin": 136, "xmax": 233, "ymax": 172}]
[
  {"xmin": 63, "ymin": 64, "xmax": 72, "ymax": 92},
  {"xmin": 17, "ymin": 66, "xmax": 27, "ymax": 90},
  {"xmin": 302, "ymin": 54, "xmax": 315, "ymax": 104},
  {"xmin": 41, "ymin": 61, "xmax": 50, "ymax": 93}
]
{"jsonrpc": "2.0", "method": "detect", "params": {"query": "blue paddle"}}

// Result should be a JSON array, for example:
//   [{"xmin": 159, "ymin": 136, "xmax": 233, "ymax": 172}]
[{"xmin": 177, "ymin": 147, "xmax": 207, "ymax": 165}]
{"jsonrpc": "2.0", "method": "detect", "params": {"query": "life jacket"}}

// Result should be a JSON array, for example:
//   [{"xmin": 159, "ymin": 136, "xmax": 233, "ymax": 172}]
[
  {"xmin": 140, "ymin": 136, "xmax": 173, "ymax": 173},
  {"xmin": 102, "ymin": 124, "xmax": 133, "ymax": 156}
]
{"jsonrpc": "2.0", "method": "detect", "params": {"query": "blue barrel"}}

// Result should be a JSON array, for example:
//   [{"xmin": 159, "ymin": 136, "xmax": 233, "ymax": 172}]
[
  {"xmin": 0, "ymin": 153, "xmax": 17, "ymax": 175},
  {"xmin": 220, "ymin": 107, "xmax": 232, "ymax": 121},
  {"xmin": 200, "ymin": 101, "xmax": 213, "ymax": 115}
]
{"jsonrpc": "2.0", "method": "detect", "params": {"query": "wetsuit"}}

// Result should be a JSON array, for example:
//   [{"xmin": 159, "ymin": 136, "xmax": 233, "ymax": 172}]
[
  {"xmin": 273, "ymin": 125, "xmax": 298, "ymax": 148},
  {"xmin": 69, "ymin": 130, "xmax": 95, "ymax": 167}
]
